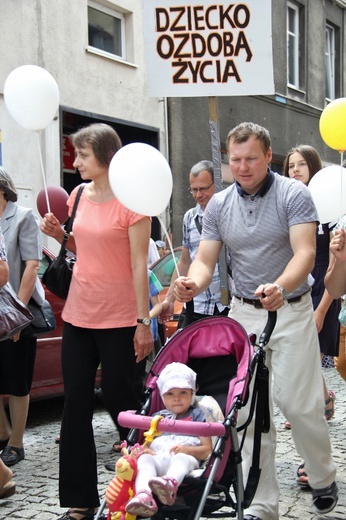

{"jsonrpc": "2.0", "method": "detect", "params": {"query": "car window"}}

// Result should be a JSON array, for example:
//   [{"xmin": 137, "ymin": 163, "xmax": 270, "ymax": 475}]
[
  {"xmin": 151, "ymin": 250, "xmax": 182, "ymax": 287},
  {"xmin": 39, "ymin": 254, "xmax": 51, "ymax": 278}
]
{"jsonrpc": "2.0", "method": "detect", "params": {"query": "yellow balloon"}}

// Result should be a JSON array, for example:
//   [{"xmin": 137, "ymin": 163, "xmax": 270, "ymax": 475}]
[{"xmin": 319, "ymin": 98, "xmax": 346, "ymax": 152}]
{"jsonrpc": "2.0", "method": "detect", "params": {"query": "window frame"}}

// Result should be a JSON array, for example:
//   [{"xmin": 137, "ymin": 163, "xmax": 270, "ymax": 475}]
[
  {"xmin": 325, "ymin": 23, "xmax": 336, "ymax": 101},
  {"xmin": 87, "ymin": 0, "xmax": 126, "ymax": 61},
  {"xmin": 287, "ymin": 2, "xmax": 300, "ymax": 89}
]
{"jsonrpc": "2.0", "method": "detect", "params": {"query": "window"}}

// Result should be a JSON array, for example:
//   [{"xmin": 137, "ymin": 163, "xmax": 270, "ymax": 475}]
[
  {"xmin": 325, "ymin": 24, "xmax": 335, "ymax": 100},
  {"xmin": 287, "ymin": 3, "xmax": 299, "ymax": 88},
  {"xmin": 88, "ymin": 1, "xmax": 125, "ymax": 59}
]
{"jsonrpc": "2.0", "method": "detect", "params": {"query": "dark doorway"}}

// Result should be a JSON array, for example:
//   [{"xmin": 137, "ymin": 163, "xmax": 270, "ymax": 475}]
[{"xmin": 60, "ymin": 108, "xmax": 161, "ymax": 240}]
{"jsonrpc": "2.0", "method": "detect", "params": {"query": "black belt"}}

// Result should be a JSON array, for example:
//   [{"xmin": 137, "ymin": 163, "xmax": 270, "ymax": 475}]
[{"xmin": 234, "ymin": 293, "xmax": 306, "ymax": 309}]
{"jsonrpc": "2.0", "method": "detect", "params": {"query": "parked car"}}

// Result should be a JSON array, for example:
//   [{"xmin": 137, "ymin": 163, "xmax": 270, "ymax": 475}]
[
  {"xmin": 29, "ymin": 246, "xmax": 102, "ymax": 401},
  {"xmin": 150, "ymin": 247, "xmax": 183, "ymax": 339}
]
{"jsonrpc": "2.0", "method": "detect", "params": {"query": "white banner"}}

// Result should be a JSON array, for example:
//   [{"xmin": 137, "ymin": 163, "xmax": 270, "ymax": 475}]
[{"xmin": 142, "ymin": 0, "xmax": 275, "ymax": 97}]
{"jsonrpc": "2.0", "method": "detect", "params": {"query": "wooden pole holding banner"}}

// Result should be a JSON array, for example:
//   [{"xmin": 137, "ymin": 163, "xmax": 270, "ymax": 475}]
[
  {"xmin": 208, "ymin": 96, "xmax": 230, "ymax": 306},
  {"xmin": 208, "ymin": 96, "xmax": 223, "ymax": 192}
]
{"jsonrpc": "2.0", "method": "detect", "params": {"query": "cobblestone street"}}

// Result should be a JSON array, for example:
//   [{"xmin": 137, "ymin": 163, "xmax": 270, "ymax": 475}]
[{"xmin": 0, "ymin": 368, "xmax": 344, "ymax": 519}]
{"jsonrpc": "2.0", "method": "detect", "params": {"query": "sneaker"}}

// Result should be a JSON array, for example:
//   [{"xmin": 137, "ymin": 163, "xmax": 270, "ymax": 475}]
[
  {"xmin": 244, "ymin": 515, "xmax": 262, "ymax": 520},
  {"xmin": 312, "ymin": 481, "xmax": 338, "ymax": 514},
  {"xmin": 125, "ymin": 490, "xmax": 158, "ymax": 517},
  {"xmin": 149, "ymin": 476, "xmax": 178, "ymax": 506}
]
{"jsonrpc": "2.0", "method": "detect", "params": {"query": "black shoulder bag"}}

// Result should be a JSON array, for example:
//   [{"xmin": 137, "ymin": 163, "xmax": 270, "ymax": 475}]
[{"xmin": 21, "ymin": 298, "xmax": 56, "ymax": 337}]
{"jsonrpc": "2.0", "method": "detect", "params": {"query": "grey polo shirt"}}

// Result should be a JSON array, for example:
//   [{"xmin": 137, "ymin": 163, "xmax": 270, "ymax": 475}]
[{"xmin": 202, "ymin": 171, "xmax": 318, "ymax": 299}]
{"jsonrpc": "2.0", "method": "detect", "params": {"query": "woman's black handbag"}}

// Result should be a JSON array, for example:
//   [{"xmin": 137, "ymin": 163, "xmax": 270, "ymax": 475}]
[
  {"xmin": 0, "ymin": 283, "xmax": 34, "ymax": 341},
  {"xmin": 42, "ymin": 247, "xmax": 76, "ymax": 300},
  {"xmin": 42, "ymin": 185, "xmax": 85, "ymax": 300},
  {"xmin": 21, "ymin": 298, "xmax": 56, "ymax": 337}
]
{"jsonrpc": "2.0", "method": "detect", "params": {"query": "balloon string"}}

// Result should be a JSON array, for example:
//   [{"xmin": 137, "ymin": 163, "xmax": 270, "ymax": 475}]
[
  {"xmin": 36, "ymin": 131, "xmax": 51, "ymax": 214},
  {"xmin": 341, "ymin": 151, "xmax": 344, "ymax": 220},
  {"xmin": 157, "ymin": 215, "xmax": 180, "ymax": 278}
]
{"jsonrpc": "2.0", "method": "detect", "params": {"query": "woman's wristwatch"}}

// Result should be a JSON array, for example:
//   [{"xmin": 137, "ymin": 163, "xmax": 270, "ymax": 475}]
[{"xmin": 137, "ymin": 318, "xmax": 152, "ymax": 326}]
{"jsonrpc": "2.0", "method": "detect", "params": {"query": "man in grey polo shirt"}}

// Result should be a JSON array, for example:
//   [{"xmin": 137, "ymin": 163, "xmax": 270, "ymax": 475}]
[{"xmin": 174, "ymin": 122, "xmax": 338, "ymax": 519}]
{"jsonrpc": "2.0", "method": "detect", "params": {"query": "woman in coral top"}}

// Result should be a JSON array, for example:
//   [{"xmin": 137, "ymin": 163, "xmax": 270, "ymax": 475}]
[{"xmin": 41, "ymin": 123, "xmax": 154, "ymax": 520}]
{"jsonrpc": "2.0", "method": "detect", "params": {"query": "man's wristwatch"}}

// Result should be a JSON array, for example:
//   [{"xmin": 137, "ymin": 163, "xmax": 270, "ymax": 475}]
[
  {"xmin": 137, "ymin": 318, "xmax": 152, "ymax": 326},
  {"xmin": 275, "ymin": 283, "xmax": 288, "ymax": 300}
]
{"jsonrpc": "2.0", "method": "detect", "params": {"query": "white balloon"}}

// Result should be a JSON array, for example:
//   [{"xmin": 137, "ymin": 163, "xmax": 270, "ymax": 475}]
[
  {"xmin": 308, "ymin": 165, "xmax": 346, "ymax": 223},
  {"xmin": 109, "ymin": 143, "xmax": 173, "ymax": 216},
  {"xmin": 4, "ymin": 65, "xmax": 59, "ymax": 131}
]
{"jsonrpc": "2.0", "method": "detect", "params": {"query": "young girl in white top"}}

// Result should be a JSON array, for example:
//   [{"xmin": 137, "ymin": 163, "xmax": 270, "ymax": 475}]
[{"xmin": 125, "ymin": 362, "xmax": 212, "ymax": 517}]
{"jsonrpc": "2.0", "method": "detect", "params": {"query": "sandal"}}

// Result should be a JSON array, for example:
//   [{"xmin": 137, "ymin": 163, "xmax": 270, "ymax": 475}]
[
  {"xmin": 0, "ymin": 446, "xmax": 25, "ymax": 466},
  {"xmin": 325, "ymin": 390, "xmax": 335, "ymax": 420},
  {"xmin": 57, "ymin": 507, "xmax": 96, "ymax": 520},
  {"xmin": 125, "ymin": 490, "xmax": 158, "ymax": 517},
  {"xmin": 0, "ymin": 466, "xmax": 16, "ymax": 499},
  {"xmin": 286, "ymin": 390, "xmax": 336, "ymax": 430},
  {"xmin": 111, "ymin": 441, "xmax": 125, "ymax": 453},
  {"xmin": 296, "ymin": 463, "xmax": 310, "ymax": 489},
  {"xmin": 0, "ymin": 438, "xmax": 9, "ymax": 451}
]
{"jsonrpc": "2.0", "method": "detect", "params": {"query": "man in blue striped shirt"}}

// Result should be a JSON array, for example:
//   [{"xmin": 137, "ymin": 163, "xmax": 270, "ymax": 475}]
[{"xmin": 160, "ymin": 160, "xmax": 229, "ymax": 328}]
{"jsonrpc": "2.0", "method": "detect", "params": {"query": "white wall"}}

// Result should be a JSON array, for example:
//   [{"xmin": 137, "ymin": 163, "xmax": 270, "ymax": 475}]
[{"xmin": 0, "ymin": 0, "xmax": 167, "ymax": 252}]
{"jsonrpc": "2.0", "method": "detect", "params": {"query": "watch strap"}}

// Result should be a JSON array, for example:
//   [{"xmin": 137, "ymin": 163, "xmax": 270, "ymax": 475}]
[
  {"xmin": 274, "ymin": 283, "xmax": 288, "ymax": 299},
  {"xmin": 137, "ymin": 318, "xmax": 151, "ymax": 325}
]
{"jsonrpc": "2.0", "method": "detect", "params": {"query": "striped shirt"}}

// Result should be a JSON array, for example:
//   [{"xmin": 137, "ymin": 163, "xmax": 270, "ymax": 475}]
[
  {"xmin": 202, "ymin": 171, "xmax": 318, "ymax": 299},
  {"xmin": 183, "ymin": 205, "xmax": 227, "ymax": 314}
]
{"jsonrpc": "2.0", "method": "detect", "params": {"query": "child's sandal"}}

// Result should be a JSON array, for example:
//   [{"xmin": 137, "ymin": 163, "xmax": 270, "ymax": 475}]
[{"xmin": 125, "ymin": 490, "xmax": 158, "ymax": 517}]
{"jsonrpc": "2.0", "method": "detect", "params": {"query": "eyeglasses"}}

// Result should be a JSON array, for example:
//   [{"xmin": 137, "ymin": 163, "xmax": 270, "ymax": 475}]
[{"xmin": 188, "ymin": 182, "xmax": 214, "ymax": 195}]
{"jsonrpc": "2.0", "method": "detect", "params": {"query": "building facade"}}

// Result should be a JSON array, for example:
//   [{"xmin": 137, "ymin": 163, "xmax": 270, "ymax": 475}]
[
  {"xmin": 0, "ymin": 0, "xmax": 167, "ymax": 251},
  {"xmin": 168, "ymin": 0, "xmax": 346, "ymax": 245},
  {"xmin": 0, "ymin": 1, "xmax": 345, "ymax": 248}
]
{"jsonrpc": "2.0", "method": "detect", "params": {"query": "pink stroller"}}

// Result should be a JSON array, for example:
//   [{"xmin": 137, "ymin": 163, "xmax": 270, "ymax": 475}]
[{"xmin": 97, "ymin": 310, "xmax": 276, "ymax": 520}]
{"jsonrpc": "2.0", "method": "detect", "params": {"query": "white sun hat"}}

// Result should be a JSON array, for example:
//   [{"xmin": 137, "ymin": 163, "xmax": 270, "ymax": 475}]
[{"xmin": 157, "ymin": 362, "xmax": 197, "ymax": 398}]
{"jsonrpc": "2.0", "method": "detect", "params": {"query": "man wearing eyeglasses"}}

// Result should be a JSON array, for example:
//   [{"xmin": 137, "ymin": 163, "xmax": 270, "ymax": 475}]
[{"xmin": 159, "ymin": 160, "xmax": 229, "ymax": 327}]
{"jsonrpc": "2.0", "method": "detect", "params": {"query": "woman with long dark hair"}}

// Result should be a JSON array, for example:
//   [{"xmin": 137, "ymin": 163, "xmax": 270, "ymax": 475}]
[{"xmin": 283, "ymin": 145, "xmax": 340, "ymax": 487}]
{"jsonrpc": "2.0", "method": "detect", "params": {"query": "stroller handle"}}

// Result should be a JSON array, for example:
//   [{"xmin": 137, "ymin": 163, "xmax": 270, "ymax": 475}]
[
  {"xmin": 118, "ymin": 411, "xmax": 226, "ymax": 437},
  {"xmin": 258, "ymin": 311, "xmax": 277, "ymax": 347}
]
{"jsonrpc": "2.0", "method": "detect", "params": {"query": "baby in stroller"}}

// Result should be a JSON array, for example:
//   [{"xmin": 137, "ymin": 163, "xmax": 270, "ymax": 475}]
[{"xmin": 125, "ymin": 362, "xmax": 212, "ymax": 517}]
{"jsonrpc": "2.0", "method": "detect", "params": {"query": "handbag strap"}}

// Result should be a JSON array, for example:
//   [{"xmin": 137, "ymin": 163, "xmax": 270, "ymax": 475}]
[{"xmin": 58, "ymin": 184, "xmax": 85, "ymax": 256}]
